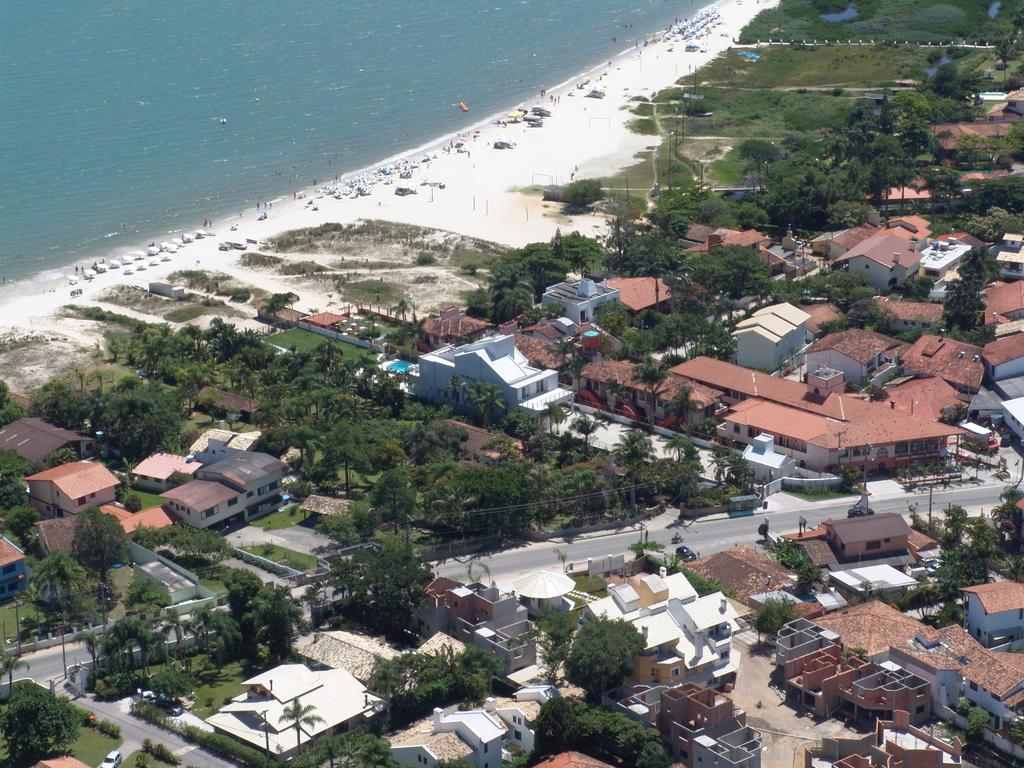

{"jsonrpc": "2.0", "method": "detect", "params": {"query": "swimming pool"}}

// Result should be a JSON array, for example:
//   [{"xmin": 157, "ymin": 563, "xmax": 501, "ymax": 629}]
[{"xmin": 385, "ymin": 360, "xmax": 414, "ymax": 374}]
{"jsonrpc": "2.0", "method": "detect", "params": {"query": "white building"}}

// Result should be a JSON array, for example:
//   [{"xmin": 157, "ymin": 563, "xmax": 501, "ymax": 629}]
[
  {"xmin": 1002, "ymin": 397, "xmax": 1024, "ymax": 441},
  {"xmin": 917, "ymin": 238, "xmax": 972, "ymax": 282},
  {"xmin": 390, "ymin": 705, "xmax": 507, "ymax": 768},
  {"xmin": 994, "ymin": 233, "xmax": 1024, "ymax": 281},
  {"xmin": 206, "ymin": 664, "xmax": 382, "ymax": 758},
  {"xmin": 829, "ymin": 565, "xmax": 918, "ymax": 600},
  {"xmin": 741, "ymin": 433, "xmax": 796, "ymax": 483},
  {"xmin": 541, "ymin": 278, "xmax": 620, "ymax": 324},
  {"xmin": 493, "ymin": 685, "xmax": 557, "ymax": 756},
  {"xmin": 732, "ymin": 303, "xmax": 809, "ymax": 372},
  {"xmin": 415, "ymin": 335, "xmax": 572, "ymax": 416},
  {"xmin": 962, "ymin": 582, "xmax": 1024, "ymax": 648},
  {"xmin": 804, "ymin": 329, "xmax": 902, "ymax": 386}
]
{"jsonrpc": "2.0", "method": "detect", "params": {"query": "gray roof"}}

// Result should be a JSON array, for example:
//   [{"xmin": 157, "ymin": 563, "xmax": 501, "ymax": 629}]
[
  {"xmin": 138, "ymin": 560, "xmax": 195, "ymax": 593},
  {"xmin": 199, "ymin": 452, "xmax": 285, "ymax": 489},
  {"xmin": 826, "ymin": 513, "xmax": 910, "ymax": 543},
  {"xmin": 0, "ymin": 418, "xmax": 89, "ymax": 463},
  {"xmin": 161, "ymin": 479, "xmax": 237, "ymax": 511},
  {"xmin": 994, "ymin": 375, "xmax": 1024, "ymax": 401},
  {"xmin": 970, "ymin": 387, "xmax": 1004, "ymax": 414}
]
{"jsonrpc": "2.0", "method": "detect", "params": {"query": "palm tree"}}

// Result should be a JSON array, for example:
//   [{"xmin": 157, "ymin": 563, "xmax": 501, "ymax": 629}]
[
  {"xmin": 278, "ymin": 696, "xmax": 324, "ymax": 753},
  {"xmin": 665, "ymin": 434, "xmax": 694, "ymax": 462},
  {"xmin": 467, "ymin": 558, "xmax": 491, "ymax": 585},
  {"xmin": 545, "ymin": 403, "xmax": 567, "ymax": 435},
  {"xmin": 633, "ymin": 357, "xmax": 667, "ymax": 423},
  {"xmin": 79, "ymin": 630, "xmax": 102, "ymax": 671},
  {"xmin": 1000, "ymin": 555, "xmax": 1024, "ymax": 583},
  {"xmin": 667, "ymin": 385, "xmax": 694, "ymax": 434},
  {"xmin": 553, "ymin": 548, "xmax": 568, "ymax": 573},
  {"xmin": 467, "ymin": 382, "xmax": 505, "ymax": 427},
  {"xmin": 572, "ymin": 416, "xmax": 598, "ymax": 451},
  {"xmin": 392, "ymin": 299, "xmax": 409, "ymax": 322},
  {"xmin": 33, "ymin": 554, "xmax": 88, "ymax": 613},
  {"xmin": 614, "ymin": 430, "xmax": 655, "ymax": 511},
  {"xmin": 0, "ymin": 653, "xmax": 27, "ymax": 693}
]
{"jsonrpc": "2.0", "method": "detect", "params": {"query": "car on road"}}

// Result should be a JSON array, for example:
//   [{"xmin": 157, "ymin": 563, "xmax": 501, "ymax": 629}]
[
  {"xmin": 847, "ymin": 503, "xmax": 874, "ymax": 517},
  {"xmin": 162, "ymin": 700, "xmax": 184, "ymax": 717},
  {"xmin": 675, "ymin": 545, "xmax": 698, "ymax": 561},
  {"xmin": 101, "ymin": 751, "xmax": 123, "ymax": 768}
]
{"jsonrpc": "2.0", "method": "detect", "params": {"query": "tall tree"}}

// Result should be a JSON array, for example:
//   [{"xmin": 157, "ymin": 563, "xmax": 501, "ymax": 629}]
[
  {"xmin": 72, "ymin": 506, "xmax": 129, "ymax": 585},
  {"xmin": 565, "ymin": 617, "xmax": 644, "ymax": 701},
  {"xmin": 278, "ymin": 696, "xmax": 324, "ymax": 753},
  {"xmin": 0, "ymin": 683, "xmax": 79, "ymax": 764}
]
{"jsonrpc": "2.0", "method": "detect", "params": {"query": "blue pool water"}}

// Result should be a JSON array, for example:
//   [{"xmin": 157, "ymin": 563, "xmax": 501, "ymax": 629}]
[{"xmin": 386, "ymin": 360, "xmax": 414, "ymax": 374}]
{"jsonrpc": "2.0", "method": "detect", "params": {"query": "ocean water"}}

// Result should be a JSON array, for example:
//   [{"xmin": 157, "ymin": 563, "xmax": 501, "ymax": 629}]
[{"xmin": 1, "ymin": 0, "xmax": 705, "ymax": 282}]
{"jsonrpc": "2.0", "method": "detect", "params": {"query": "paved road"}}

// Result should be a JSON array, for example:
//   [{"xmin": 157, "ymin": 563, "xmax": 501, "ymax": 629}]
[
  {"xmin": 66, "ymin": 692, "xmax": 236, "ymax": 768},
  {"xmin": 434, "ymin": 481, "xmax": 1007, "ymax": 584}
]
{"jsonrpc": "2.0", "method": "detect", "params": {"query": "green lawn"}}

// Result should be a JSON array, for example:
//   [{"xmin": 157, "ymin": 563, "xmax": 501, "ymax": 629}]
[
  {"xmin": 242, "ymin": 543, "xmax": 318, "ymax": 572},
  {"xmin": 124, "ymin": 751, "xmax": 177, "ymax": 768},
  {"xmin": 108, "ymin": 566, "xmax": 136, "ymax": 622},
  {"xmin": 783, "ymin": 488, "xmax": 857, "ymax": 502},
  {"xmin": 264, "ymin": 328, "xmax": 377, "ymax": 364},
  {"xmin": 0, "ymin": 600, "xmax": 21, "ymax": 644},
  {"xmin": 72, "ymin": 728, "xmax": 122, "ymax": 767},
  {"xmin": 249, "ymin": 504, "xmax": 308, "ymax": 532},
  {"xmin": 189, "ymin": 660, "xmax": 249, "ymax": 718},
  {"xmin": 132, "ymin": 490, "xmax": 166, "ymax": 509}
]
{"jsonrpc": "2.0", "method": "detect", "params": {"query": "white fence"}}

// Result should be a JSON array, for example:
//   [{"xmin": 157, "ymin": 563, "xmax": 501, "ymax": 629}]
[{"xmin": 292, "ymin": 321, "xmax": 384, "ymax": 351}]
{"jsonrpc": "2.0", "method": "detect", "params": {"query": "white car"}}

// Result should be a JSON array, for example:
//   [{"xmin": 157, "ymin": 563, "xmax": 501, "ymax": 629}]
[{"xmin": 100, "ymin": 750, "xmax": 122, "ymax": 768}]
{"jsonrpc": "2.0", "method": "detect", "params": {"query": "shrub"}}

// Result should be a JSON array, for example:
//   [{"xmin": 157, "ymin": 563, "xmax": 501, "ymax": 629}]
[
  {"xmin": 415, "ymin": 252, "xmax": 436, "ymax": 266},
  {"xmin": 97, "ymin": 719, "xmax": 121, "ymax": 739},
  {"xmin": 144, "ymin": 739, "xmax": 181, "ymax": 765},
  {"xmin": 227, "ymin": 287, "xmax": 251, "ymax": 303}
]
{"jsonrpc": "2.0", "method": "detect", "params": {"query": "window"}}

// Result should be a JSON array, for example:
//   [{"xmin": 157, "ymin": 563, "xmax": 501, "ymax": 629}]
[
  {"xmin": 76, "ymin": 497, "xmax": 86, "ymax": 507},
  {"xmin": 228, "ymin": 497, "xmax": 238, "ymax": 507},
  {"xmin": 483, "ymin": 744, "xmax": 488, "ymax": 754},
  {"xmin": 672, "ymin": 667, "xmax": 679, "ymax": 677},
  {"xmin": 1, "ymin": 565, "xmax": 15, "ymax": 575},
  {"xmin": 895, "ymin": 443, "xmax": 908, "ymax": 455},
  {"xmin": 6, "ymin": 583, "xmax": 15, "ymax": 593},
  {"xmin": 733, "ymin": 424, "xmax": 740, "ymax": 434},
  {"xmin": 970, "ymin": 681, "xmax": 978, "ymax": 691},
  {"xmin": 514, "ymin": 729, "xmax": 522, "ymax": 740},
  {"xmin": 247, "ymin": 491, "xmax": 253, "ymax": 498},
  {"xmin": 866, "ymin": 541, "xmax": 881, "ymax": 551}
]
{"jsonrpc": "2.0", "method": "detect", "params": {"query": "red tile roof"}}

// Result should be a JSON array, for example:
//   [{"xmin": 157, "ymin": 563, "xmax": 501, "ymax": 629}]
[
  {"xmin": 834, "ymin": 233, "xmax": 923, "ymax": 271},
  {"xmin": 873, "ymin": 297, "xmax": 943, "ymax": 325},
  {"xmin": 606, "ymin": 277, "xmax": 671, "ymax": 312},
  {"xmin": 808, "ymin": 329, "xmax": 903, "ymax": 366},
  {"xmin": 685, "ymin": 545, "xmax": 797, "ymax": 603},
  {"xmin": 884, "ymin": 377, "xmax": 961, "ymax": 421},
  {"xmin": 33, "ymin": 758, "xmax": 92, "ymax": 768},
  {"xmin": 961, "ymin": 581, "xmax": 1024, "ymax": 614},
  {"xmin": 983, "ymin": 333, "xmax": 1024, "ymax": 367},
  {"xmin": 513, "ymin": 334, "xmax": 566, "ymax": 370},
  {"xmin": 802, "ymin": 303, "xmax": 843, "ymax": 335},
  {"xmin": 900, "ymin": 335, "xmax": 984, "ymax": 392},
  {"xmin": 160, "ymin": 479, "xmax": 237, "ymax": 510},
  {"xmin": 533, "ymin": 754, "xmax": 615, "ymax": 768},
  {"xmin": 0, "ymin": 537, "xmax": 24, "ymax": 567},
  {"xmin": 580, "ymin": 361, "xmax": 720, "ymax": 409},
  {"xmin": 303, "ymin": 311, "xmax": 346, "ymax": 329},
  {"xmin": 99, "ymin": 503, "xmax": 176, "ymax": 534},
  {"xmin": 26, "ymin": 461, "xmax": 119, "ymax": 500},
  {"xmin": 933, "ymin": 121, "xmax": 1012, "ymax": 150},
  {"xmin": 421, "ymin": 310, "xmax": 493, "ymax": 340},
  {"xmin": 985, "ymin": 281, "xmax": 1024, "ymax": 324},
  {"xmin": 832, "ymin": 223, "xmax": 880, "ymax": 252},
  {"xmin": 37, "ymin": 517, "xmax": 77, "ymax": 554},
  {"xmin": 816, "ymin": 600, "xmax": 927, "ymax": 657},
  {"xmin": 133, "ymin": 453, "xmax": 200, "ymax": 482}
]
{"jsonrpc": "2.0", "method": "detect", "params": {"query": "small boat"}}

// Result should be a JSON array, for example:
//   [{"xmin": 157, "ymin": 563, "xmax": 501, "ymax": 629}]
[
  {"xmin": 458, "ymin": 102, "xmax": 469, "ymax": 112},
  {"xmin": 219, "ymin": 116, "xmax": 228, "ymax": 124}
]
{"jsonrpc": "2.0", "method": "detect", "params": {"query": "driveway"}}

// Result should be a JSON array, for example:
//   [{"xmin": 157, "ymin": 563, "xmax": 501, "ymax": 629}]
[
  {"xmin": 62, "ymin": 691, "xmax": 236, "ymax": 768},
  {"xmin": 227, "ymin": 522, "xmax": 333, "ymax": 556}
]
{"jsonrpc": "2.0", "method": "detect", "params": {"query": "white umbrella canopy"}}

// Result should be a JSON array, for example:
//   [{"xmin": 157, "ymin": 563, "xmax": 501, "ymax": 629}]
[{"xmin": 513, "ymin": 570, "xmax": 574, "ymax": 600}]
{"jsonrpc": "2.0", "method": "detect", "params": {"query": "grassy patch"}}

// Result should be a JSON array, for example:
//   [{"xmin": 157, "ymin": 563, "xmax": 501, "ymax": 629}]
[
  {"xmin": 699, "ymin": 44, "xmax": 938, "ymax": 89},
  {"xmin": 131, "ymin": 490, "xmax": 166, "ymax": 509},
  {"xmin": 242, "ymin": 543, "xmax": 318, "ymax": 571},
  {"xmin": 783, "ymin": 488, "xmax": 857, "ymax": 502},
  {"xmin": 187, "ymin": 659, "xmax": 250, "ymax": 719},
  {"xmin": 709, "ymin": 145, "xmax": 747, "ymax": 186},
  {"xmin": 72, "ymin": 727, "xmax": 122, "ymax": 766},
  {"xmin": 238, "ymin": 252, "xmax": 283, "ymax": 269},
  {"xmin": 340, "ymin": 279, "xmax": 404, "ymax": 307},
  {"xmin": 264, "ymin": 328, "xmax": 377, "ymax": 363},
  {"xmin": 686, "ymin": 87, "xmax": 855, "ymax": 139},
  {"xmin": 626, "ymin": 117, "xmax": 659, "ymax": 136},
  {"xmin": 572, "ymin": 574, "xmax": 609, "ymax": 599},
  {"xmin": 249, "ymin": 504, "xmax": 308, "ymax": 531},
  {"xmin": 278, "ymin": 260, "xmax": 327, "ymax": 276},
  {"xmin": 108, "ymin": 565, "xmax": 136, "ymax": 622},
  {"xmin": 124, "ymin": 750, "xmax": 177, "ymax": 768},
  {"xmin": 740, "ymin": 0, "xmax": 1005, "ymax": 44},
  {"xmin": 163, "ymin": 305, "xmax": 207, "ymax": 323}
]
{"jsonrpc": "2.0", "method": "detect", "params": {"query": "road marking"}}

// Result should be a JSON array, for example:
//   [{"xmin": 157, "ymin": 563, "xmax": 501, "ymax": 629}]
[{"xmin": 174, "ymin": 746, "xmax": 198, "ymax": 756}]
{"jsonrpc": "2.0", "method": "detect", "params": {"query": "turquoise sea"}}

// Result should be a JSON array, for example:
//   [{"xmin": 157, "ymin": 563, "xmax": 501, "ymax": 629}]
[{"xmin": 1, "ymin": 0, "xmax": 705, "ymax": 283}]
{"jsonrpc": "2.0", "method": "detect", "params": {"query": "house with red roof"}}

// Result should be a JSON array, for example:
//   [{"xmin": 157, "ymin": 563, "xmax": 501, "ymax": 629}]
[
  {"xmin": 26, "ymin": 461, "xmax": 119, "ymax": 518},
  {"xmin": 962, "ymin": 581, "xmax": 1024, "ymax": 648},
  {"xmin": 834, "ymin": 232, "xmax": 926, "ymax": 292},
  {"xmin": 805, "ymin": 329, "xmax": 903, "ymax": 385},
  {"xmin": 419, "ymin": 307, "xmax": 494, "ymax": 351},
  {"xmin": 132, "ymin": 452, "xmax": 200, "ymax": 492},
  {"xmin": 873, "ymin": 296, "xmax": 943, "ymax": 333},
  {"xmin": 605, "ymin": 277, "xmax": 671, "ymax": 313},
  {"xmin": 900, "ymin": 334, "xmax": 984, "ymax": 396},
  {"xmin": 985, "ymin": 280, "xmax": 1024, "ymax": 325},
  {"xmin": 983, "ymin": 334, "xmax": 1024, "ymax": 381}
]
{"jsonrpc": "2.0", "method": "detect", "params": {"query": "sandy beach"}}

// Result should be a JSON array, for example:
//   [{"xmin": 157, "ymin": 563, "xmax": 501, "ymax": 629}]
[{"xmin": 0, "ymin": 0, "xmax": 775, "ymax": 389}]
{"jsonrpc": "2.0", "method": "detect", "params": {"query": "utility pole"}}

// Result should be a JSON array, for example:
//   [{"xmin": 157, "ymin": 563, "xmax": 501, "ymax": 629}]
[
  {"xmin": 928, "ymin": 484, "xmax": 934, "ymax": 528},
  {"xmin": 13, "ymin": 599, "xmax": 20, "ymax": 656}
]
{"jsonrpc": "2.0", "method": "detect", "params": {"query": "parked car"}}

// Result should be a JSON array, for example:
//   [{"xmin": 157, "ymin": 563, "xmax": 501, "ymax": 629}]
[
  {"xmin": 675, "ymin": 545, "xmax": 698, "ymax": 561},
  {"xmin": 101, "ymin": 751, "xmax": 123, "ymax": 768},
  {"xmin": 847, "ymin": 503, "xmax": 874, "ymax": 517}
]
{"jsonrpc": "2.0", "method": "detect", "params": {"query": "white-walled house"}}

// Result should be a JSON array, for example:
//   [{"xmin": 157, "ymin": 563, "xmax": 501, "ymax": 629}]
[
  {"xmin": 983, "ymin": 335, "xmax": 1024, "ymax": 382},
  {"xmin": 732, "ymin": 303, "xmax": 809, "ymax": 371},
  {"xmin": 415, "ymin": 335, "xmax": 572, "ymax": 415},
  {"xmin": 962, "ymin": 582, "xmax": 1024, "ymax": 648},
  {"xmin": 494, "ymin": 686, "xmax": 557, "ymax": 756},
  {"xmin": 390, "ymin": 706, "xmax": 506, "ymax": 768},
  {"xmin": 541, "ymin": 278, "xmax": 619, "ymax": 324},
  {"xmin": 804, "ymin": 329, "xmax": 903, "ymax": 386}
]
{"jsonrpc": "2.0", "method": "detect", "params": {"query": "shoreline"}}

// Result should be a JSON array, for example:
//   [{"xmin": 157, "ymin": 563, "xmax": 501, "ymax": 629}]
[{"xmin": 0, "ymin": 0, "xmax": 775, "ymax": 389}]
